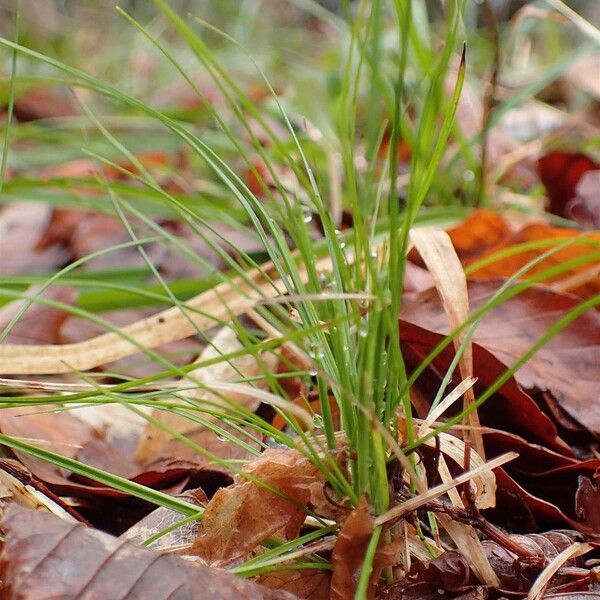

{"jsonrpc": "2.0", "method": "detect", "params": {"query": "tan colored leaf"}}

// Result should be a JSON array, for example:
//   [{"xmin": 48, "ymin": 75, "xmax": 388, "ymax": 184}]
[{"xmin": 191, "ymin": 448, "xmax": 325, "ymax": 567}]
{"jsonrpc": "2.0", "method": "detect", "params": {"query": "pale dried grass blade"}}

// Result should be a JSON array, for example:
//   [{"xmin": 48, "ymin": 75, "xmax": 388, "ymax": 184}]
[
  {"xmin": 374, "ymin": 452, "xmax": 516, "ymax": 527},
  {"xmin": 409, "ymin": 227, "xmax": 484, "ymax": 459},
  {"xmin": 527, "ymin": 542, "xmax": 593, "ymax": 600},
  {"xmin": 421, "ymin": 431, "xmax": 496, "ymax": 509},
  {"xmin": 436, "ymin": 456, "xmax": 500, "ymax": 587},
  {"xmin": 0, "ymin": 255, "xmax": 333, "ymax": 375},
  {"xmin": 417, "ymin": 377, "xmax": 477, "ymax": 437}
]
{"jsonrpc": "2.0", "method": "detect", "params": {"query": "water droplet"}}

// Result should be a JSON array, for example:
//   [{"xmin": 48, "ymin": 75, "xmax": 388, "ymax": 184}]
[
  {"xmin": 308, "ymin": 341, "xmax": 325, "ymax": 360},
  {"xmin": 303, "ymin": 212, "xmax": 313, "ymax": 223},
  {"xmin": 358, "ymin": 322, "xmax": 369, "ymax": 338},
  {"xmin": 463, "ymin": 169, "xmax": 475, "ymax": 182},
  {"xmin": 308, "ymin": 367, "xmax": 318, "ymax": 377},
  {"xmin": 215, "ymin": 433, "xmax": 228, "ymax": 442},
  {"xmin": 313, "ymin": 414, "xmax": 324, "ymax": 429}
]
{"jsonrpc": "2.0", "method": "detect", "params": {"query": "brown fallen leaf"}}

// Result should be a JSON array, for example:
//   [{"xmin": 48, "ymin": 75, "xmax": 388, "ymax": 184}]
[
  {"xmin": 191, "ymin": 448, "xmax": 327, "ymax": 567},
  {"xmin": 330, "ymin": 497, "xmax": 375, "ymax": 600},
  {"xmin": 0, "ymin": 505, "xmax": 294, "ymax": 600},
  {"xmin": 538, "ymin": 151, "xmax": 600, "ymax": 223},
  {"xmin": 401, "ymin": 280, "xmax": 600, "ymax": 437}
]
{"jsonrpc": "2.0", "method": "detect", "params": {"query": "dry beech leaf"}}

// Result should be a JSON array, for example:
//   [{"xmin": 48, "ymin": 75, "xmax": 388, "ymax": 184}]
[
  {"xmin": 0, "ymin": 505, "xmax": 293, "ymax": 600},
  {"xmin": 401, "ymin": 280, "xmax": 600, "ymax": 436},
  {"xmin": 191, "ymin": 448, "xmax": 326, "ymax": 567},
  {"xmin": 410, "ymin": 227, "xmax": 483, "ymax": 459},
  {"xmin": 330, "ymin": 497, "xmax": 375, "ymax": 600},
  {"xmin": 135, "ymin": 325, "xmax": 272, "ymax": 465}
]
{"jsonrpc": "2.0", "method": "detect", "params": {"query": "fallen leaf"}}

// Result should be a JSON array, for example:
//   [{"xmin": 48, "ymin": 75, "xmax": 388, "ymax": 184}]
[
  {"xmin": 401, "ymin": 280, "xmax": 600, "ymax": 436},
  {"xmin": 0, "ymin": 285, "xmax": 77, "ymax": 345},
  {"xmin": 191, "ymin": 448, "xmax": 326, "ymax": 567},
  {"xmin": 258, "ymin": 569, "xmax": 330, "ymax": 600},
  {"xmin": 330, "ymin": 497, "xmax": 376, "ymax": 600},
  {"xmin": 445, "ymin": 213, "xmax": 600, "ymax": 301},
  {"xmin": 0, "ymin": 203, "xmax": 69, "ymax": 274},
  {"xmin": 570, "ymin": 170, "xmax": 600, "ymax": 230},
  {"xmin": 538, "ymin": 151, "xmax": 600, "ymax": 222},
  {"xmin": 0, "ymin": 505, "xmax": 293, "ymax": 600}
]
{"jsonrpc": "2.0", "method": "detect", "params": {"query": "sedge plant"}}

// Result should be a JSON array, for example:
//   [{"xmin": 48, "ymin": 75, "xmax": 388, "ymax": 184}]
[{"xmin": 0, "ymin": 1, "xmax": 599, "ymax": 596}]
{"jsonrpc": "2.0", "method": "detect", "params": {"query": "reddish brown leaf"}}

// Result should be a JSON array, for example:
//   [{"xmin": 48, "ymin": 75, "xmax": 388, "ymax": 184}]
[
  {"xmin": 538, "ymin": 151, "xmax": 600, "ymax": 220},
  {"xmin": 0, "ymin": 505, "xmax": 293, "ymax": 600},
  {"xmin": 12, "ymin": 85, "xmax": 79, "ymax": 122},
  {"xmin": 191, "ymin": 448, "xmax": 326, "ymax": 567},
  {"xmin": 571, "ymin": 170, "xmax": 600, "ymax": 230},
  {"xmin": 401, "ymin": 280, "xmax": 600, "ymax": 436},
  {"xmin": 575, "ymin": 472, "xmax": 600, "ymax": 532},
  {"xmin": 330, "ymin": 497, "xmax": 375, "ymax": 600}
]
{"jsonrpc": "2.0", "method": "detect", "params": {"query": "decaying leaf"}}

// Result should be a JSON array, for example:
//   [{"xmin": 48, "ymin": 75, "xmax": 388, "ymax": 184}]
[
  {"xmin": 120, "ymin": 488, "xmax": 207, "ymax": 553},
  {"xmin": 330, "ymin": 497, "xmax": 376, "ymax": 600},
  {"xmin": 258, "ymin": 569, "xmax": 330, "ymax": 600},
  {"xmin": 0, "ymin": 505, "xmax": 294, "ymax": 600},
  {"xmin": 442, "ymin": 210, "xmax": 600, "ymax": 300},
  {"xmin": 191, "ymin": 448, "xmax": 326, "ymax": 567}
]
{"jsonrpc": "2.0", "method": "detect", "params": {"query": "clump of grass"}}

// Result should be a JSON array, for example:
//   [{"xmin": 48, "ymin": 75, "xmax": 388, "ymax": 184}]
[{"xmin": 1, "ymin": 0, "xmax": 598, "ymax": 596}]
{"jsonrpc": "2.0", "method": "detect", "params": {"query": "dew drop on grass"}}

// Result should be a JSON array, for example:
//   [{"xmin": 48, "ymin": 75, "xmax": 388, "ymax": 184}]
[
  {"xmin": 358, "ymin": 321, "xmax": 369, "ymax": 338},
  {"xmin": 215, "ymin": 433, "xmax": 228, "ymax": 442},
  {"xmin": 313, "ymin": 414, "xmax": 324, "ymax": 429},
  {"xmin": 308, "ymin": 341, "xmax": 325, "ymax": 360},
  {"xmin": 308, "ymin": 367, "xmax": 318, "ymax": 377}
]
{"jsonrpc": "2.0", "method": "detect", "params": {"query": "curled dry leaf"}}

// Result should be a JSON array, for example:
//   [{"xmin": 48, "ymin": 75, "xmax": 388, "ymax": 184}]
[
  {"xmin": 191, "ymin": 448, "xmax": 326, "ymax": 567},
  {"xmin": 0, "ymin": 505, "xmax": 294, "ymax": 600},
  {"xmin": 0, "ymin": 459, "xmax": 81, "ymax": 523},
  {"xmin": 409, "ymin": 227, "xmax": 483, "ymax": 459}
]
